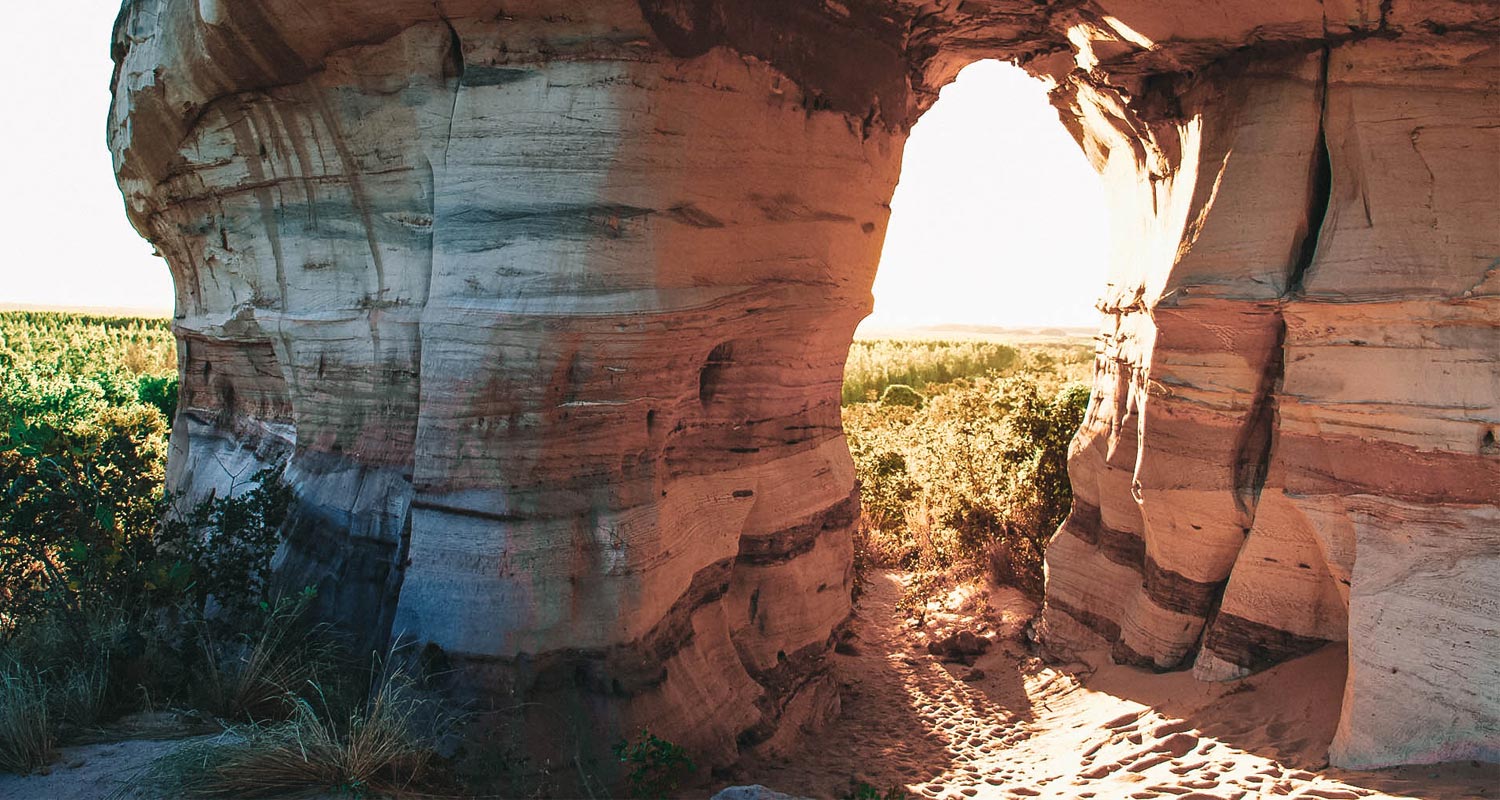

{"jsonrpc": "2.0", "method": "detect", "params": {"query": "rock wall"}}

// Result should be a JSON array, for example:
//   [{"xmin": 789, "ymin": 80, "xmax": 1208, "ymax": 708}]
[
  {"xmin": 1033, "ymin": 9, "xmax": 1500, "ymax": 769},
  {"xmin": 111, "ymin": 0, "xmax": 1498, "ymax": 773}
]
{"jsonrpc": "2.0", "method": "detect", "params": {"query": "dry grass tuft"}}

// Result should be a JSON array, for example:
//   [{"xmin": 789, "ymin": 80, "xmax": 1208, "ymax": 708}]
[
  {"xmin": 157, "ymin": 662, "xmax": 453, "ymax": 798},
  {"xmin": 0, "ymin": 662, "xmax": 55, "ymax": 774},
  {"xmin": 196, "ymin": 597, "xmax": 338, "ymax": 723}
]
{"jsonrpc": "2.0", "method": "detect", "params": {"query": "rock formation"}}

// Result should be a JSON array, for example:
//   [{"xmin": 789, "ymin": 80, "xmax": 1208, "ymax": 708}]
[{"xmin": 110, "ymin": 0, "xmax": 1498, "ymax": 775}]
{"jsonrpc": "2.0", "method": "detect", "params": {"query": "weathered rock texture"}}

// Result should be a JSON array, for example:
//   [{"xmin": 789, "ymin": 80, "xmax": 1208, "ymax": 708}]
[{"xmin": 111, "ymin": 0, "xmax": 1498, "ymax": 774}]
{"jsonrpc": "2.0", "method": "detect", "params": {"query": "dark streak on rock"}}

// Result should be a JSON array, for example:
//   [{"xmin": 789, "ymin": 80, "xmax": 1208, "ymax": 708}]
[
  {"xmin": 735, "ymin": 636, "xmax": 836, "ymax": 748},
  {"xmin": 1046, "ymin": 596, "xmax": 1122, "ymax": 644},
  {"xmin": 1143, "ymin": 557, "xmax": 1227, "ymax": 618},
  {"xmin": 736, "ymin": 489, "xmax": 859, "ymax": 567},
  {"xmin": 1067, "ymin": 500, "xmax": 1145, "ymax": 571},
  {"xmin": 409, "ymin": 499, "xmax": 528, "ymax": 523},
  {"xmin": 445, "ymin": 556, "xmax": 737, "ymax": 701},
  {"xmin": 460, "ymin": 65, "xmax": 534, "ymax": 87},
  {"xmin": 1203, "ymin": 612, "xmax": 1332, "ymax": 675},
  {"xmin": 664, "ymin": 202, "xmax": 726, "ymax": 228}
]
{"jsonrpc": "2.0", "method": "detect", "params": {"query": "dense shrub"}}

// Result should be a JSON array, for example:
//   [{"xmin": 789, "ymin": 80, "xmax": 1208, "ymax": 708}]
[
  {"xmin": 2, "ymin": 316, "xmax": 175, "ymax": 622},
  {"xmin": 0, "ymin": 311, "xmax": 305, "ymax": 774},
  {"xmin": 136, "ymin": 374, "xmax": 179, "ymax": 422},
  {"xmin": 845, "ymin": 344, "xmax": 1092, "ymax": 602}
]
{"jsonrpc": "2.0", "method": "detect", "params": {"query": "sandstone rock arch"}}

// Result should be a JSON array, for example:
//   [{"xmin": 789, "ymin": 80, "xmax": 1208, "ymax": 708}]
[{"xmin": 110, "ymin": 0, "xmax": 1498, "ymax": 773}]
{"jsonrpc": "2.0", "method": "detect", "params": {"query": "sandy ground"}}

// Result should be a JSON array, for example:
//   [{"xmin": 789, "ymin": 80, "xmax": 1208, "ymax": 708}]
[
  {"xmin": 727, "ymin": 570, "xmax": 1497, "ymax": 800},
  {"xmin": 3, "ymin": 571, "xmax": 1493, "ymax": 799},
  {"xmin": 0, "ymin": 737, "xmax": 185, "ymax": 800}
]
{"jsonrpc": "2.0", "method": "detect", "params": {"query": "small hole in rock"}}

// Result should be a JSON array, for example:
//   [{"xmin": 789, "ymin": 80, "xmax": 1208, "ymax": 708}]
[{"xmin": 698, "ymin": 342, "xmax": 733, "ymax": 406}]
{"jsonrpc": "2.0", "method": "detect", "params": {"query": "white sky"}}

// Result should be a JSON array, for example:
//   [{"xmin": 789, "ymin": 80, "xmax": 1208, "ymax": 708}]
[
  {"xmin": 0, "ymin": 1, "xmax": 172, "ymax": 313},
  {"xmin": 0, "ymin": 5, "xmax": 1107, "ymax": 327},
  {"xmin": 866, "ymin": 60, "xmax": 1109, "ymax": 330}
]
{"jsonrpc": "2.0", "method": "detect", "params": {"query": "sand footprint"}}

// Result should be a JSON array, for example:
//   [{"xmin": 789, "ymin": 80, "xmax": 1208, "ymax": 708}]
[{"xmin": 1105, "ymin": 710, "xmax": 1148, "ymax": 731}]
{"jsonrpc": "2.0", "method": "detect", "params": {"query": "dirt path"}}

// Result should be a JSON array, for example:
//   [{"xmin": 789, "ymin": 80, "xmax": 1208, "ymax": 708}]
[{"xmin": 731, "ymin": 570, "xmax": 1497, "ymax": 800}]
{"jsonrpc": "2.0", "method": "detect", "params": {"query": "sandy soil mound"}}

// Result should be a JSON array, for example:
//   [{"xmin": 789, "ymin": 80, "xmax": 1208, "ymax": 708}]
[{"xmin": 729, "ymin": 570, "xmax": 1497, "ymax": 799}]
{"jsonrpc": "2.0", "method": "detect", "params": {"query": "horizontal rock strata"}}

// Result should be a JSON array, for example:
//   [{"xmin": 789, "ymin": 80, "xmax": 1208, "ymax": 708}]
[{"xmin": 111, "ymin": 0, "xmax": 1498, "ymax": 775}]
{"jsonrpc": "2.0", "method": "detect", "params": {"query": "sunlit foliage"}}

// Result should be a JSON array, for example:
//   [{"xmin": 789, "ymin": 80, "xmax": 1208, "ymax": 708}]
[
  {"xmin": 1, "ymin": 312, "xmax": 179, "ymax": 622},
  {"xmin": 843, "ymin": 338, "xmax": 1093, "ymax": 600},
  {"xmin": 0, "ymin": 312, "xmax": 299, "ymax": 776}
]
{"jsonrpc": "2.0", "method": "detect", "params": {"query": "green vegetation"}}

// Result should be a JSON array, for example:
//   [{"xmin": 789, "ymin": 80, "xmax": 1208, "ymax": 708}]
[
  {"xmin": 0, "ymin": 311, "xmax": 453, "ymax": 796},
  {"xmin": 1, "ymin": 311, "xmax": 178, "ymax": 625},
  {"xmin": 843, "ymin": 779, "xmax": 909, "ymax": 800},
  {"xmin": 0, "ymin": 662, "xmax": 53, "ymax": 773},
  {"xmin": 843, "ymin": 337, "xmax": 1093, "ymax": 604},
  {"xmin": 843, "ymin": 338, "xmax": 1082, "ymax": 404},
  {"xmin": 613, "ymin": 729, "xmax": 697, "ymax": 800}
]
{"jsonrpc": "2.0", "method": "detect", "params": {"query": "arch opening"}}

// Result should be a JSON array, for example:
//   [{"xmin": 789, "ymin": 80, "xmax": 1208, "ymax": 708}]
[
  {"xmin": 863, "ymin": 59, "xmax": 1109, "ymax": 336},
  {"xmin": 839, "ymin": 56, "xmax": 1107, "ymax": 639}
]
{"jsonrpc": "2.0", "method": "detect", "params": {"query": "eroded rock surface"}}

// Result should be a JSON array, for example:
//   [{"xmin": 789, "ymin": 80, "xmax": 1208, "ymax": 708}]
[{"xmin": 110, "ymin": 0, "xmax": 1498, "ymax": 775}]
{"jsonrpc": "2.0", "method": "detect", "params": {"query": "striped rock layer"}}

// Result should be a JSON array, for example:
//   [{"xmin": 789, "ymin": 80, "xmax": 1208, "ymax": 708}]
[{"xmin": 111, "ymin": 0, "xmax": 1498, "ymax": 775}]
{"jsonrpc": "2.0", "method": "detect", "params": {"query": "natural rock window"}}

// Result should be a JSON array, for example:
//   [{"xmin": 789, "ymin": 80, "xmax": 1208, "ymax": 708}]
[
  {"xmin": 866, "ymin": 60, "xmax": 1108, "ymax": 334},
  {"xmin": 109, "ymin": 0, "xmax": 1499, "ymax": 779}
]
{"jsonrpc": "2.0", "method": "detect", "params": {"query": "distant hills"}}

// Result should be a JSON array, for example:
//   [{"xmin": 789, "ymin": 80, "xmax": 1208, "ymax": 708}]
[{"xmin": 854, "ymin": 322, "xmax": 1095, "ymax": 342}]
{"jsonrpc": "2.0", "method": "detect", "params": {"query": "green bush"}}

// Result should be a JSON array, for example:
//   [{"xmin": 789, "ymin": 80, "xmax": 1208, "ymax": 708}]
[
  {"xmin": 0, "ymin": 311, "xmax": 305, "ymax": 774},
  {"xmin": 845, "ymin": 365, "xmax": 1091, "ymax": 603},
  {"xmin": 136, "ymin": 374, "xmax": 179, "ymax": 422},
  {"xmin": 1, "ymin": 395, "xmax": 171, "ymax": 620},
  {"xmin": 613, "ymin": 729, "xmax": 696, "ymax": 800},
  {"xmin": 878, "ymin": 384, "xmax": 924, "ymax": 409}
]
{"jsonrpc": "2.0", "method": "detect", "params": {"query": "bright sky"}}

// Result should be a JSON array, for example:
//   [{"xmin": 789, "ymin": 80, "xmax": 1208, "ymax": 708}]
[
  {"xmin": 865, "ymin": 60, "xmax": 1109, "ymax": 331},
  {"xmin": 0, "ymin": 1, "xmax": 172, "ymax": 313},
  {"xmin": 0, "ymin": 5, "xmax": 1107, "ymax": 326}
]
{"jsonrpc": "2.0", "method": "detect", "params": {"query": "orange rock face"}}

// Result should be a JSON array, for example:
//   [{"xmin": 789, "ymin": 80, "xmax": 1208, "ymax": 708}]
[{"xmin": 111, "ymin": 0, "xmax": 1497, "ymax": 773}]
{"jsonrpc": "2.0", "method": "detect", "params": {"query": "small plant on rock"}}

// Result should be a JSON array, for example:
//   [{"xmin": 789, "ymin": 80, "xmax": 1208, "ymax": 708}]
[
  {"xmin": 613, "ymin": 728, "xmax": 695, "ymax": 800},
  {"xmin": 842, "ymin": 778, "xmax": 908, "ymax": 800}
]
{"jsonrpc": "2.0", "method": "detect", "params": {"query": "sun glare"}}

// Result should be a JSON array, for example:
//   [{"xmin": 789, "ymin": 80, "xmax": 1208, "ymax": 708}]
[{"xmin": 861, "ymin": 60, "xmax": 1109, "ymax": 335}]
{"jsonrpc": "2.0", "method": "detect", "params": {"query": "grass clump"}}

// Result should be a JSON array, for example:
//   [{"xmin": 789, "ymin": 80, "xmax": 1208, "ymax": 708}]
[
  {"xmin": 843, "ymin": 779, "xmax": 909, "ymax": 800},
  {"xmin": 157, "ymin": 661, "xmax": 453, "ymax": 798},
  {"xmin": 194, "ymin": 592, "xmax": 339, "ymax": 723},
  {"xmin": 0, "ymin": 662, "xmax": 54, "ymax": 774}
]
